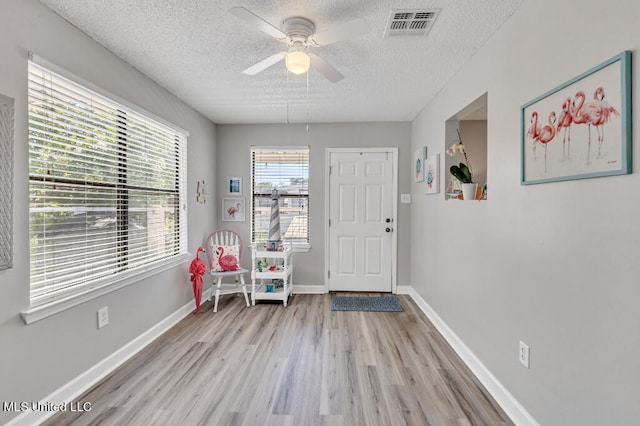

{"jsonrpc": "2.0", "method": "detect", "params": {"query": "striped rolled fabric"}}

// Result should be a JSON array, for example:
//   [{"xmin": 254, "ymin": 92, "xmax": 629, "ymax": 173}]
[{"xmin": 268, "ymin": 188, "xmax": 281, "ymax": 242}]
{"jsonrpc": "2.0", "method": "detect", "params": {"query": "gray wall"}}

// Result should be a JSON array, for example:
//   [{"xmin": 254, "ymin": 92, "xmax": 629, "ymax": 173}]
[
  {"xmin": 0, "ymin": 1, "xmax": 217, "ymax": 423},
  {"xmin": 216, "ymin": 123, "xmax": 411, "ymax": 287},
  {"xmin": 411, "ymin": 0, "xmax": 640, "ymax": 424}
]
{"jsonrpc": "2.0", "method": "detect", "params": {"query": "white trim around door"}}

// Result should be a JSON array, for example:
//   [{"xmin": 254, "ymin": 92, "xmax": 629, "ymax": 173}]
[{"xmin": 324, "ymin": 148, "xmax": 398, "ymax": 293}]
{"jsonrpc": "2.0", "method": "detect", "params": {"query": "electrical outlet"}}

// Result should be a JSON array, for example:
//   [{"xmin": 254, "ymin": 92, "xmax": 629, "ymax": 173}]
[
  {"xmin": 97, "ymin": 307, "xmax": 109, "ymax": 329},
  {"xmin": 519, "ymin": 341, "xmax": 530, "ymax": 368}
]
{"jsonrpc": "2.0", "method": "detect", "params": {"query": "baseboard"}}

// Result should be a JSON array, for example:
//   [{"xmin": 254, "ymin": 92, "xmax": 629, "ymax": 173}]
[
  {"xmin": 292, "ymin": 284, "xmax": 326, "ymax": 294},
  {"xmin": 395, "ymin": 285, "xmax": 413, "ymax": 295},
  {"xmin": 402, "ymin": 286, "xmax": 539, "ymax": 426},
  {"xmin": 6, "ymin": 289, "xmax": 210, "ymax": 426}
]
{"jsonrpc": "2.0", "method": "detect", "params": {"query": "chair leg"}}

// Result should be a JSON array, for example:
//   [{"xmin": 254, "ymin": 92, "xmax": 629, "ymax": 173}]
[
  {"xmin": 240, "ymin": 274, "xmax": 250, "ymax": 307},
  {"xmin": 214, "ymin": 277, "xmax": 222, "ymax": 313}
]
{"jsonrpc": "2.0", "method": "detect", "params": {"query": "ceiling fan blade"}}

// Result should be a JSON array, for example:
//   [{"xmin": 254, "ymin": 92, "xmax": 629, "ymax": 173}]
[
  {"xmin": 310, "ymin": 55, "xmax": 344, "ymax": 83},
  {"xmin": 311, "ymin": 18, "xmax": 369, "ymax": 46},
  {"xmin": 242, "ymin": 52, "xmax": 286, "ymax": 75},
  {"xmin": 229, "ymin": 6, "xmax": 286, "ymax": 40}
]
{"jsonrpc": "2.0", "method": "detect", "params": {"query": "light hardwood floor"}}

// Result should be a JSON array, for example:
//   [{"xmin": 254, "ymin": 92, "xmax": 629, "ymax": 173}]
[{"xmin": 45, "ymin": 294, "xmax": 513, "ymax": 426}]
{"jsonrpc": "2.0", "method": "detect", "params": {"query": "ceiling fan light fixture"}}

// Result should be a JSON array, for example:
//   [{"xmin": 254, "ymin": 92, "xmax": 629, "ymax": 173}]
[{"xmin": 286, "ymin": 50, "xmax": 311, "ymax": 75}]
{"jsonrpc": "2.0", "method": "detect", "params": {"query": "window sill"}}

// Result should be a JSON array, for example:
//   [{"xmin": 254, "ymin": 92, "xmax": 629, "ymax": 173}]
[
  {"xmin": 251, "ymin": 242, "xmax": 311, "ymax": 253},
  {"xmin": 20, "ymin": 253, "xmax": 191, "ymax": 325},
  {"xmin": 292, "ymin": 243, "xmax": 311, "ymax": 253}
]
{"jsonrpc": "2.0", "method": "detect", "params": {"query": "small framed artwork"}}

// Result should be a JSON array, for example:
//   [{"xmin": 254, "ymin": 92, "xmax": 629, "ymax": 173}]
[
  {"xmin": 222, "ymin": 198, "xmax": 245, "ymax": 222},
  {"xmin": 521, "ymin": 51, "xmax": 631, "ymax": 184},
  {"xmin": 424, "ymin": 154, "xmax": 440, "ymax": 194},
  {"xmin": 414, "ymin": 147, "xmax": 426, "ymax": 183},
  {"xmin": 226, "ymin": 176, "xmax": 242, "ymax": 195}
]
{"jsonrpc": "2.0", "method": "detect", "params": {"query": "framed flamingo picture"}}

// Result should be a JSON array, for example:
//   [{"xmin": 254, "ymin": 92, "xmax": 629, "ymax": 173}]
[
  {"xmin": 521, "ymin": 50, "xmax": 631, "ymax": 185},
  {"xmin": 222, "ymin": 198, "xmax": 245, "ymax": 222}
]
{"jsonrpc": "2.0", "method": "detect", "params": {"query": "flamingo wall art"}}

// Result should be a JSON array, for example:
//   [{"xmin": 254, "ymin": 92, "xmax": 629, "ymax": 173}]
[
  {"xmin": 222, "ymin": 198, "xmax": 245, "ymax": 222},
  {"xmin": 521, "ymin": 51, "xmax": 631, "ymax": 185}
]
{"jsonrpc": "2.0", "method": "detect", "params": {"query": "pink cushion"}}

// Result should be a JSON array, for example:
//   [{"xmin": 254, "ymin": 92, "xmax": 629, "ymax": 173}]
[{"xmin": 211, "ymin": 244, "xmax": 240, "ymax": 272}]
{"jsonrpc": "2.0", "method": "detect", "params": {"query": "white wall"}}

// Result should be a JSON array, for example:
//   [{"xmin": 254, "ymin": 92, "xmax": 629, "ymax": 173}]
[
  {"xmin": 216, "ymin": 122, "xmax": 411, "ymax": 288},
  {"xmin": 0, "ymin": 1, "xmax": 217, "ymax": 423},
  {"xmin": 411, "ymin": 0, "xmax": 640, "ymax": 424}
]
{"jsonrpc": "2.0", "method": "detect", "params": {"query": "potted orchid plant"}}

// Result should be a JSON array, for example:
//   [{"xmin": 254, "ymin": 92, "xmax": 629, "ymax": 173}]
[{"xmin": 446, "ymin": 129, "xmax": 477, "ymax": 200}]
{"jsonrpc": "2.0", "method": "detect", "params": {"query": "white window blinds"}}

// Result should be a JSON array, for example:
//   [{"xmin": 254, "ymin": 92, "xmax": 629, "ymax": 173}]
[
  {"xmin": 251, "ymin": 147, "xmax": 309, "ymax": 243},
  {"xmin": 28, "ymin": 61, "xmax": 187, "ymax": 306}
]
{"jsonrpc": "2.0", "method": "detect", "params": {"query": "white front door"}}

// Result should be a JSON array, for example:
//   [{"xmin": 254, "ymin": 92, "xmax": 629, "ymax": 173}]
[{"xmin": 328, "ymin": 150, "xmax": 394, "ymax": 292}]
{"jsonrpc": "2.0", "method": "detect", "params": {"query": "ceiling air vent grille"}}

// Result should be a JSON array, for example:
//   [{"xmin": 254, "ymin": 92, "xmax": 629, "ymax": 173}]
[{"xmin": 385, "ymin": 9, "xmax": 440, "ymax": 37}]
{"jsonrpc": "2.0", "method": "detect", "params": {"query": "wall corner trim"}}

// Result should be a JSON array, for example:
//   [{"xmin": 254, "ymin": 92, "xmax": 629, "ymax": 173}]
[{"xmin": 402, "ymin": 286, "xmax": 539, "ymax": 426}]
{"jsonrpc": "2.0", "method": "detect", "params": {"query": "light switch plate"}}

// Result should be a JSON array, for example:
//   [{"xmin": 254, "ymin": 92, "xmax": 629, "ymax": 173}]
[{"xmin": 400, "ymin": 194, "xmax": 411, "ymax": 204}]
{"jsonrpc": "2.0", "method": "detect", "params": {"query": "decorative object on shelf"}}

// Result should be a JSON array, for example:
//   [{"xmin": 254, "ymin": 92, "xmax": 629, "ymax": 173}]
[
  {"xmin": 414, "ymin": 147, "xmax": 426, "ymax": 183},
  {"xmin": 521, "ymin": 50, "xmax": 631, "ymax": 185},
  {"xmin": 447, "ymin": 129, "xmax": 477, "ymax": 200},
  {"xmin": 264, "ymin": 241, "xmax": 282, "ymax": 251},
  {"xmin": 0, "ymin": 93, "xmax": 14, "ymax": 270},
  {"xmin": 268, "ymin": 188, "xmax": 281, "ymax": 242},
  {"xmin": 424, "ymin": 154, "xmax": 440, "ymax": 194},
  {"xmin": 461, "ymin": 183, "xmax": 478, "ymax": 201},
  {"xmin": 222, "ymin": 198, "xmax": 245, "ymax": 221},
  {"xmin": 226, "ymin": 176, "xmax": 242, "ymax": 195},
  {"xmin": 445, "ymin": 176, "xmax": 462, "ymax": 198},
  {"xmin": 188, "ymin": 246, "xmax": 207, "ymax": 315},
  {"xmin": 196, "ymin": 180, "xmax": 208, "ymax": 203}
]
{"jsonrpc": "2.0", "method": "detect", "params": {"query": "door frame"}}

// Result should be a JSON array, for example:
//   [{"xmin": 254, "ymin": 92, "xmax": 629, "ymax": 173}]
[{"xmin": 324, "ymin": 147, "xmax": 398, "ymax": 294}]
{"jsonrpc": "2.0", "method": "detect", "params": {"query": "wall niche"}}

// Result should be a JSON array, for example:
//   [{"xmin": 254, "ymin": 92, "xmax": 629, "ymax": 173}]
[{"xmin": 444, "ymin": 93, "xmax": 487, "ymax": 200}]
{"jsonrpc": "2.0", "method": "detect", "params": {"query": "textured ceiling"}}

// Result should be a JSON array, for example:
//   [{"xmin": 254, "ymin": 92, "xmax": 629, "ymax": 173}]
[{"xmin": 39, "ymin": 0, "xmax": 524, "ymax": 124}]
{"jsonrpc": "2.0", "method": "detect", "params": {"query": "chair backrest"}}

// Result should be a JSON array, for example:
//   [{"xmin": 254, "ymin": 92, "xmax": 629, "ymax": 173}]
[{"xmin": 204, "ymin": 230, "xmax": 244, "ymax": 270}]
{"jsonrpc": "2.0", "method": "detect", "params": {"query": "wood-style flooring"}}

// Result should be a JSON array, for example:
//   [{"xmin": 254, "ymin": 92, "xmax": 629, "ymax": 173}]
[{"xmin": 45, "ymin": 294, "xmax": 513, "ymax": 426}]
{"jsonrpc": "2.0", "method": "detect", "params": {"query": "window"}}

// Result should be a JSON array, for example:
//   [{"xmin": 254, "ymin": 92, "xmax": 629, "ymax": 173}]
[
  {"xmin": 251, "ymin": 147, "xmax": 309, "ymax": 244},
  {"xmin": 28, "ymin": 61, "xmax": 187, "ymax": 307}
]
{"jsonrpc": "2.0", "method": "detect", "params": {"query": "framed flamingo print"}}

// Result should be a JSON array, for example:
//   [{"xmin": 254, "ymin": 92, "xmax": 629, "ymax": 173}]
[
  {"xmin": 521, "ymin": 50, "xmax": 631, "ymax": 185},
  {"xmin": 222, "ymin": 198, "xmax": 245, "ymax": 222}
]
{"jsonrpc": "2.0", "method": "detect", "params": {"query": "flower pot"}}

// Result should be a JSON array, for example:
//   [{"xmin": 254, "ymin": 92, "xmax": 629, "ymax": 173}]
[{"xmin": 461, "ymin": 183, "xmax": 478, "ymax": 201}]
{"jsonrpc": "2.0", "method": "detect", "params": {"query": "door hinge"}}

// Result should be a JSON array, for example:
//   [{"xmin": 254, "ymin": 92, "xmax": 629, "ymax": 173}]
[
  {"xmin": 329, "ymin": 166, "xmax": 333, "ymax": 175},
  {"xmin": 328, "ymin": 270, "xmax": 331, "ymax": 279},
  {"xmin": 329, "ymin": 219, "xmax": 331, "ymax": 227}
]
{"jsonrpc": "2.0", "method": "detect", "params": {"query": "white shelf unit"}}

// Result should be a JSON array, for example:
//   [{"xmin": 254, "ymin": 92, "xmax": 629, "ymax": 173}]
[{"xmin": 250, "ymin": 243, "xmax": 293, "ymax": 307}]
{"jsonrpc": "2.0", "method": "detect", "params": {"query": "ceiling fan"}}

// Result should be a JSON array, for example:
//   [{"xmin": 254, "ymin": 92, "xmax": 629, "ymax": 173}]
[{"xmin": 229, "ymin": 6, "xmax": 370, "ymax": 83}]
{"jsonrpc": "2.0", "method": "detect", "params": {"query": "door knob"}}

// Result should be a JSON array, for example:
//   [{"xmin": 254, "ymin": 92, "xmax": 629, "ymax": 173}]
[
  {"xmin": 385, "ymin": 218, "xmax": 393, "ymax": 223},
  {"xmin": 385, "ymin": 227, "xmax": 392, "ymax": 233}
]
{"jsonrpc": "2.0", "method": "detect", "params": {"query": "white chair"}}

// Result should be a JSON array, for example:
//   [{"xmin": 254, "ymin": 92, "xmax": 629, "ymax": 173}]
[{"xmin": 204, "ymin": 230, "xmax": 250, "ymax": 312}]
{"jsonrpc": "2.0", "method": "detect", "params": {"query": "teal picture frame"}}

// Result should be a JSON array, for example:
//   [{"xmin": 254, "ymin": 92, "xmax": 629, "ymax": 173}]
[{"xmin": 521, "ymin": 51, "xmax": 631, "ymax": 185}]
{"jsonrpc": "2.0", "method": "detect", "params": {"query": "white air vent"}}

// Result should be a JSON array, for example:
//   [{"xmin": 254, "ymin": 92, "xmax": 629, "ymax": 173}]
[{"xmin": 384, "ymin": 9, "xmax": 440, "ymax": 37}]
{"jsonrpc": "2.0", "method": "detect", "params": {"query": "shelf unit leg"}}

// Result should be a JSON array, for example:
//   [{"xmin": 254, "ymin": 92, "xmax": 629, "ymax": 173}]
[
  {"xmin": 240, "ymin": 274, "xmax": 250, "ymax": 307},
  {"xmin": 251, "ymin": 279, "xmax": 256, "ymax": 306}
]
